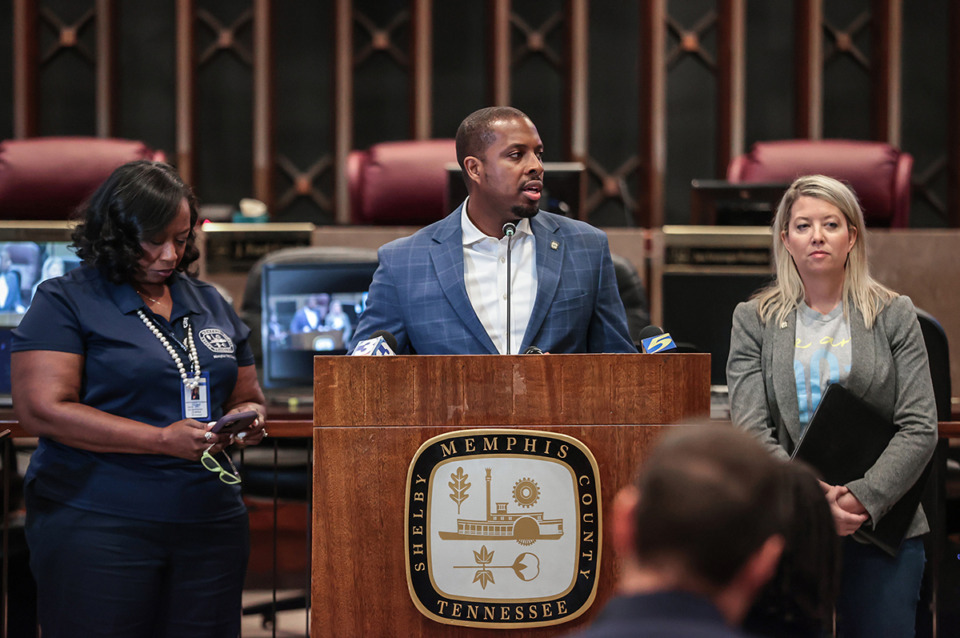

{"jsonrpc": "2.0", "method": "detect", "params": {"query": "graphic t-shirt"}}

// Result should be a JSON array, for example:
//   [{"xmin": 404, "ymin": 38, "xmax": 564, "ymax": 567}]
[{"xmin": 793, "ymin": 301, "xmax": 852, "ymax": 426}]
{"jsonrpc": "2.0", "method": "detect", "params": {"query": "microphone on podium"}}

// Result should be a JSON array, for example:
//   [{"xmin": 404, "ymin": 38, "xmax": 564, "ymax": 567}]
[
  {"xmin": 503, "ymin": 222, "xmax": 517, "ymax": 355},
  {"xmin": 638, "ymin": 325, "xmax": 677, "ymax": 354},
  {"xmin": 351, "ymin": 330, "xmax": 398, "ymax": 356}
]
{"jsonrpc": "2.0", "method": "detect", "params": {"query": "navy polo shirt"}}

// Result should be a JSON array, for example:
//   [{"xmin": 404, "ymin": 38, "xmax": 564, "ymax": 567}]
[{"xmin": 13, "ymin": 266, "xmax": 255, "ymax": 523}]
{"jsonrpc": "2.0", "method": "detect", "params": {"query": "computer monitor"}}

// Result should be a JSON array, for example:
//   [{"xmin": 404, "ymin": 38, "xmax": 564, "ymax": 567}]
[
  {"xmin": 690, "ymin": 179, "xmax": 789, "ymax": 226},
  {"xmin": 660, "ymin": 225, "xmax": 774, "ymax": 387},
  {"xmin": 260, "ymin": 260, "xmax": 379, "ymax": 390},
  {"xmin": 0, "ymin": 221, "xmax": 81, "ymax": 401},
  {"xmin": 445, "ymin": 162, "xmax": 586, "ymax": 219}
]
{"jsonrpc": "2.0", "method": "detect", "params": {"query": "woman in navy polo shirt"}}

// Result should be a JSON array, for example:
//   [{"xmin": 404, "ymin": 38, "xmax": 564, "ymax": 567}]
[{"xmin": 12, "ymin": 161, "xmax": 267, "ymax": 637}]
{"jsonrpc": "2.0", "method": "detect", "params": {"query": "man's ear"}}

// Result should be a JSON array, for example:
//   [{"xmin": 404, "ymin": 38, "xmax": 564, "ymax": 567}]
[
  {"xmin": 740, "ymin": 534, "xmax": 785, "ymax": 593},
  {"xmin": 715, "ymin": 534, "xmax": 785, "ymax": 626},
  {"xmin": 612, "ymin": 485, "xmax": 641, "ymax": 558},
  {"xmin": 463, "ymin": 156, "xmax": 482, "ymax": 186}
]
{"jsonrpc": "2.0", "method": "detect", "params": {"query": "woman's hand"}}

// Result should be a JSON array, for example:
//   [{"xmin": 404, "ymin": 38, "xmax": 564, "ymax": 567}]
[
  {"xmin": 220, "ymin": 365, "xmax": 268, "ymax": 450},
  {"xmin": 224, "ymin": 404, "xmax": 267, "ymax": 449},
  {"xmin": 820, "ymin": 480, "xmax": 869, "ymax": 536},
  {"xmin": 159, "ymin": 418, "xmax": 228, "ymax": 461}
]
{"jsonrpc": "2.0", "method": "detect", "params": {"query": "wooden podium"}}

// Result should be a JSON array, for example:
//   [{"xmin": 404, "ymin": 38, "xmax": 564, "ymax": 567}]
[{"xmin": 310, "ymin": 353, "xmax": 709, "ymax": 637}]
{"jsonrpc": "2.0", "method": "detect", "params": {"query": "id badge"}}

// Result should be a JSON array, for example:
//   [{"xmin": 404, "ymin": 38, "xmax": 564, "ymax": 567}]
[{"xmin": 182, "ymin": 373, "xmax": 211, "ymax": 420}]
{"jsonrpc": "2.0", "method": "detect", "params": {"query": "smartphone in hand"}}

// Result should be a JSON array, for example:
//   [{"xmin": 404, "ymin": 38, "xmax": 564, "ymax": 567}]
[{"xmin": 210, "ymin": 410, "xmax": 259, "ymax": 435}]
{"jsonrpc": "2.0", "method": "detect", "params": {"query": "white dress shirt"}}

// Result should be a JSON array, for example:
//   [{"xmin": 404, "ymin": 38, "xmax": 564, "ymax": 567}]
[{"xmin": 461, "ymin": 199, "xmax": 538, "ymax": 354}]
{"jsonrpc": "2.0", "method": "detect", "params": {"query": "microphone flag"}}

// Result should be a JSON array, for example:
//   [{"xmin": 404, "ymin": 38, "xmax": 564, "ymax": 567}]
[
  {"xmin": 351, "ymin": 336, "xmax": 396, "ymax": 356},
  {"xmin": 641, "ymin": 333, "xmax": 677, "ymax": 354}
]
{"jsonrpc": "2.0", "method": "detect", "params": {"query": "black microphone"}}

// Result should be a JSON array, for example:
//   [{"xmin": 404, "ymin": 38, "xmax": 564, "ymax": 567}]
[
  {"xmin": 523, "ymin": 345, "xmax": 543, "ymax": 355},
  {"xmin": 637, "ymin": 325, "xmax": 663, "ymax": 342},
  {"xmin": 502, "ymin": 222, "xmax": 517, "ymax": 355},
  {"xmin": 637, "ymin": 325, "xmax": 677, "ymax": 354},
  {"xmin": 371, "ymin": 330, "xmax": 399, "ymax": 353},
  {"xmin": 351, "ymin": 330, "xmax": 398, "ymax": 356}
]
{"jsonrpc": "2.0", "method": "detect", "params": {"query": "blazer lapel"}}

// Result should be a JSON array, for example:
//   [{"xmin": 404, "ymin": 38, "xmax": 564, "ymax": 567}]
[
  {"xmin": 770, "ymin": 309, "xmax": 803, "ymax": 446},
  {"xmin": 845, "ymin": 303, "xmax": 875, "ymax": 398},
  {"xmin": 521, "ymin": 214, "xmax": 563, "ymax": 351},
  {"xmin": 429, "ymin": 208, "xmax": 499, "ymax": 354}
]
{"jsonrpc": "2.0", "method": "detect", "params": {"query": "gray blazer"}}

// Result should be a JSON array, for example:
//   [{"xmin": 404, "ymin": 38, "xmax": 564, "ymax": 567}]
[{"xmin": 727, "ymin": 295, "xmax": 937, "ymax": 538}]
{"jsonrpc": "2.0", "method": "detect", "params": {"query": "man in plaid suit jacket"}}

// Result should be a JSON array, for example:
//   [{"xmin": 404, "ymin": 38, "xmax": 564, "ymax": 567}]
[{"xmin": 352, "ymin": 107, "xmax": 636, "ymax": 355}]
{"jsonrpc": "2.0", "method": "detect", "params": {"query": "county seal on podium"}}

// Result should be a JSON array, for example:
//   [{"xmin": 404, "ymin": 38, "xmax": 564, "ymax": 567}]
[{"xmin": 404, "ymin": 429, "xmax": 601, "ymax": 629}]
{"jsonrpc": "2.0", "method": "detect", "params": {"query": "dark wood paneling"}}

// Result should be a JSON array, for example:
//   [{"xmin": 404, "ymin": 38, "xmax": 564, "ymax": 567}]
[
  {"xmin": 794, "ymin": 0, "xmax": 822, "ymax": 139},
  {"xmin": 252, "ymin": 0, "xmax": 273, "ymax": 206},
  {"xmin": 716, "ymin": 0, "xmax": 745, "ymax": 176},
  {"xmin": 487, "ymin": 0, "xmax": 511, "ymax": 106},
  {"xmin": 332, "ymin": 0, "xmax": 352, "ymax": 224},
  {"xmin": 871, "ymin": 0, "xmax": 902, "ymax": 146},
  {"xmin": 94, "ymin": 0, "xmax": 115, "ymax": 137},
  {"xmin": 410, "ymin": 0, "xmax": 432, "ymax": 140},
  {"xmin": 175, "ymin": 0, "xmax": 197, "ymax": 185},
  {"xmin": 638, "ymin": 0, "xmax": 666, "ymax": 228},
  {"xmin": 12, "ymin": 0, "xmax": 39, "ymax": 138},
  {"xmin": 1, "ymin": 1, "xmax": 956, "ymax": 229},
  {"xmin": 562, "ymin": 0, "xmax": 588, "ymax": 161}
]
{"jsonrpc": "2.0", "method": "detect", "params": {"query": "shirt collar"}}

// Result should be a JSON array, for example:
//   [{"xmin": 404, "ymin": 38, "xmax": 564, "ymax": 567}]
[
  {"xmin": 798, "ymin": 299, "xmax": 844, "ymax": 322},
  {"xmin": 460, "ymin": 197, "xmax": 533, "ymax": 247},
  {"xmin": 109, "ymin": 269, "xmax": 203, "ymax": 320}
]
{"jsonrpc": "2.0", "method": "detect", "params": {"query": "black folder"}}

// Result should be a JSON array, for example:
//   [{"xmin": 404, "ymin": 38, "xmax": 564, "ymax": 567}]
[{"xmin": 790, "ymin": 384, "xmax": 931, "ymax": 557}]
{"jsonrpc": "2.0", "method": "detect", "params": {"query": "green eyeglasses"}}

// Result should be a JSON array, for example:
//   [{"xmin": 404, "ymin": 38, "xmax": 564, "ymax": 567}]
[{"xmin": 201, "ymin": 448, "xmax": 242, "ymax": 485}]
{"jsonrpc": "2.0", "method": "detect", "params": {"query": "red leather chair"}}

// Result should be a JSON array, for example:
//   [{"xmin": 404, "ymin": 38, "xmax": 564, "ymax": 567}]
[
  {"xmin": 727, "ymin": 140, "xmax": 913, "ymax": 228},
  {"xmin": 347, "ymin": 139, "xmax": 457, "ymax": 225},
  {"xmin": 0, "ymin": 137, "xmax": 166, "ymax": 220}
]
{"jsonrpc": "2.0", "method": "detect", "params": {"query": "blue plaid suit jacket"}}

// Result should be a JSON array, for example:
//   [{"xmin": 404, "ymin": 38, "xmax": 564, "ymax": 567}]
[{"xmin": 352, "ymin": 205, "xmax": 637, "ymax": 354}]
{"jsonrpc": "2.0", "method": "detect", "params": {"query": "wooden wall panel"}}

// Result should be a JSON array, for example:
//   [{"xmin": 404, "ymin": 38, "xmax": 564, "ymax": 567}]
[
  {"xmin": 410, "ymin": 0, "xmax": 432, "ymax": 140},
  {"xmin": 871, "ymin": 0, "xmax": 902, "ymax": 146},
  {"xmin": 175, "ymin": 0, "xmax": 196, "ymax": 186},
  {"xmin": 638, "ymin": 0, "xmax": 666, "ymax": 228},
  {"xmin": 12, "ymin": 0, "xmax": 117, "ymax": 138},
  {"xmin": 94, "ymin": 0, "xmax": 116, "ymax": 137},
  {"xmin": 252, "ymin": 0, "xmax": 273, "ymax": 205},
  {"xmin": 1, "ymin": 1, "xmax": 956, "ymax": 227},
  {"xmin": 716, "ymin": 0, "xmax": 745, "ymax": 174},
  {"xmin": 794, "ymin": 0, "xmax": 823, "ymax": 139},
  {"xmin": 12, "ymin": 0, "xmax": 38, "ymax": 138}
]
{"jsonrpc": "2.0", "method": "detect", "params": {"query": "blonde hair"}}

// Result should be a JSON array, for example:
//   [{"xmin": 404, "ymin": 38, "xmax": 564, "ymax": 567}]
[{"xmin": 753, "ymin": 174, "xmax": 895, "ymax": 328}]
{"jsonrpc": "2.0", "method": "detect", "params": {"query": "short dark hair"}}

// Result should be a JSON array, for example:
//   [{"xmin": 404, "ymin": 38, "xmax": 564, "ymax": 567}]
[
  {"xmin": 455, "ymin": 106, "xmax": 531, "ymax": 178},
  {"xmin": 632, "ymin": 425, "xmax": 783, "ymax": 589},
  {"xmin": 72, "ymin": 160, "xmax": 200, "ymax": 285}
]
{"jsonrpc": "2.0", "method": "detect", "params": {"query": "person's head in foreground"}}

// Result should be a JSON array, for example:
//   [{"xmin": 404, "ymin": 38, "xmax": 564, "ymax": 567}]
[{"xmin": 612, "ymin": 425, "xmax": 787, "ymax": 626}]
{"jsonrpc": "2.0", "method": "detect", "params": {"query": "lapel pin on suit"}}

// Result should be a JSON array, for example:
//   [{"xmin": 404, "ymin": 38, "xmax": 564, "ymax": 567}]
[{"xmin": 550, "ymin": 241, "xmax": 559, "ymax": 250}]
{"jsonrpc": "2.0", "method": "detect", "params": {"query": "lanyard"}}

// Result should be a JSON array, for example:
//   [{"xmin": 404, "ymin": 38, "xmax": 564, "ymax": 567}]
[{"xmin": 137, "ymin": 311, "xmax": 202, "ymax": 389}]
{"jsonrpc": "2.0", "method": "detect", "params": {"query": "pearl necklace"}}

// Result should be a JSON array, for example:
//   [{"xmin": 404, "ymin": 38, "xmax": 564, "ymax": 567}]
[{"xmin": 137, "ymin": 310, "xmax": 202, "ymax": 389}]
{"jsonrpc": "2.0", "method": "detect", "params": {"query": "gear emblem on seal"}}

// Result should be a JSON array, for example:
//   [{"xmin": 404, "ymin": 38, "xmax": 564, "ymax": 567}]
[{"xmin": 513, "ymin": 477, "xmax": 540, "ymax": 508}]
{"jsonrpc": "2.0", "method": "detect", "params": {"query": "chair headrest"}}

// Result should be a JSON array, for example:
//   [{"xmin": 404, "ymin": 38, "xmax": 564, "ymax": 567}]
[
  {"xmin": 0, "ymin": 137, "xmax": 166, "ymax": 220},
  {"xmin": 729, "ymin": 140, "xmax": 912, "ymax": 226},
  {"xmin": 350, "ymin": 139, "xmax": 457, "ymax": 225}
]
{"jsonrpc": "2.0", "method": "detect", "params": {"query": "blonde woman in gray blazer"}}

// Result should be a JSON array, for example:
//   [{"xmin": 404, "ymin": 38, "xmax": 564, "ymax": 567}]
[{"xmin": 727, "ymin": 175, "xmax": 936, "ymax": 638}]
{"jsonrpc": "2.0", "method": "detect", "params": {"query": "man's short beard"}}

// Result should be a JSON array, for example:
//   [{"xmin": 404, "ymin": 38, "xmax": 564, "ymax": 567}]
[{"xmin": 512, "ymin": 202, "xmax": 539, "ymax": 219}]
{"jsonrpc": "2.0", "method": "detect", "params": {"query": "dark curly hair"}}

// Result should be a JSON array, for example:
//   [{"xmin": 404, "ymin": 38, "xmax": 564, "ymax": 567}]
[{"xmin": 72, "ymin": 161, "xmax": 200, "ymax": 285}]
